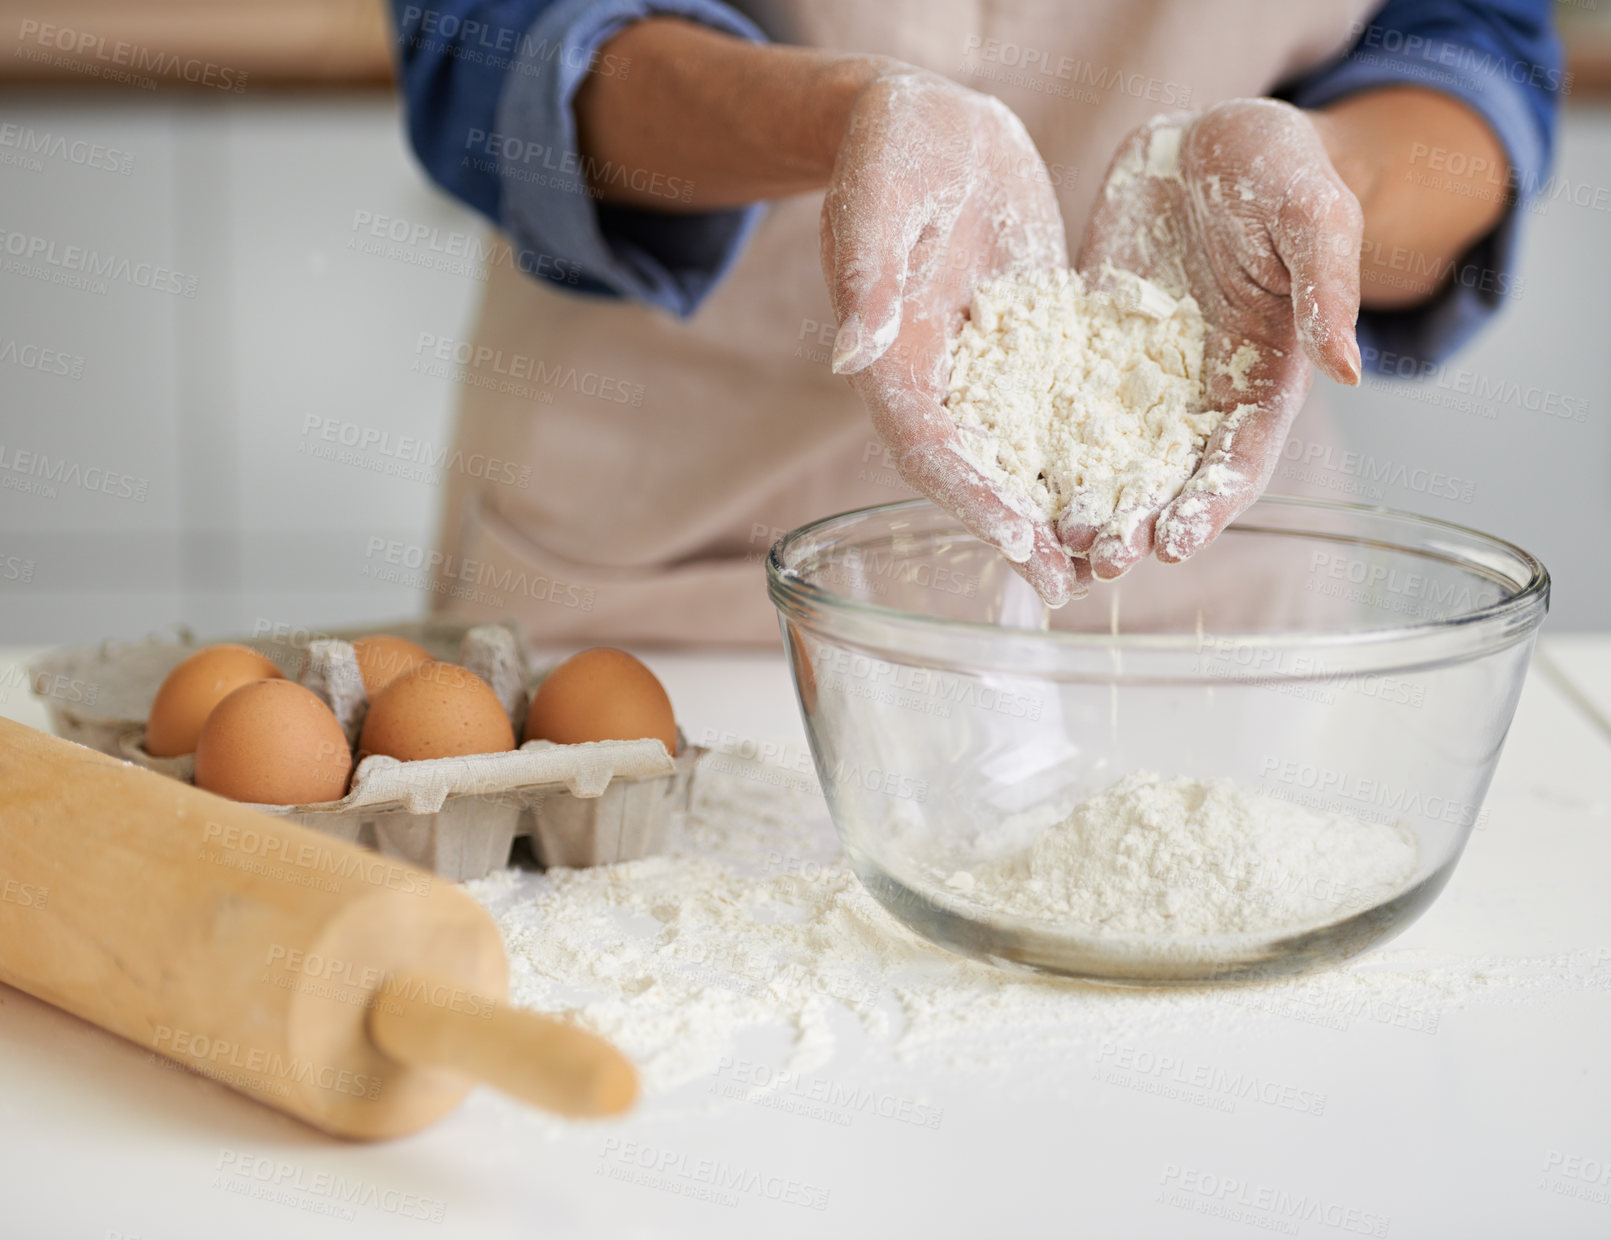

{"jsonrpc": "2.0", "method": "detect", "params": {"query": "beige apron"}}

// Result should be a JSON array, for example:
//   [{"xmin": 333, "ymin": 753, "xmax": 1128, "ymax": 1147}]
[{"xmin": 431, "ymin": 0, "xmax": 1376, "ymax": 645}]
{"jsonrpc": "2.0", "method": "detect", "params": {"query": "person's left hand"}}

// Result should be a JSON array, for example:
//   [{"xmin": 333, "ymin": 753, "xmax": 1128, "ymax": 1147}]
[{"xmin": 1071, "ymin": 98, "xmax": 1365, "ymax": 579}]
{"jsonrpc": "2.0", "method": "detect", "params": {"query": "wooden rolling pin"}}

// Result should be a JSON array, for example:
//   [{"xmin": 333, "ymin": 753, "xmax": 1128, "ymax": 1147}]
[{"xmin": 0, "ymin": 718, "xmax": 635, "ymax": 1138}]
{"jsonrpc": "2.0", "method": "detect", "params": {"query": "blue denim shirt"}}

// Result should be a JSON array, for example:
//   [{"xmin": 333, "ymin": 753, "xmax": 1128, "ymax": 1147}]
[{"xmin": 388, "ymin": 0, "xmax": 1561, "ymax": 367}]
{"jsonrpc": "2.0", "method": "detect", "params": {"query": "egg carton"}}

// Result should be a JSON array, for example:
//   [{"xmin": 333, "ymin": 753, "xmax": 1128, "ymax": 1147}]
[{"xmin": 28, "ymin": 620, "xmax": 703, "ymax": 880}]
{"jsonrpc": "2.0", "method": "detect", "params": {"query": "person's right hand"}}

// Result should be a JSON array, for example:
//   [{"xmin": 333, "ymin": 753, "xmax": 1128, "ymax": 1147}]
[{"xmin": 820, "ymin": 71, "xmax": 1087, "ymax": 607}]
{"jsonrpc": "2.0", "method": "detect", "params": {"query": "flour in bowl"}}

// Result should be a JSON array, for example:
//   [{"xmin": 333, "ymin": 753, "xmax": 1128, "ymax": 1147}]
[
  {"xmin": 947, "ymin": 771, "xmax": 1419, "ymax": 937},
  {"xmin": 944, "ymin": 266, "xmax": 1220, "ymax": 543},
  {"xmin": 463, "ymin": 763, "xmax": 1583, "ymax": 1097}
]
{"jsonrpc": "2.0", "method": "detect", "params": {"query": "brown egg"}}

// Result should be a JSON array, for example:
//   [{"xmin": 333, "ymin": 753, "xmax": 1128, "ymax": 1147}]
[
  {"xmin": 524, "ymin": 648, "xmax": 677, "ymax": 754},
  {"xmin": 194, "ymin": 680, "xmax": 353, "ymax": 805},
  {"xmin": 146, "ymin": 643, "xmax": 286, "ymax": 757},
  {"xmin": 351, "ymin": 634, "xmax": 432, "ymax": 697},
  {"xmin": 359, "ymin": 661, "xmax": 515, "ymax": 762}
]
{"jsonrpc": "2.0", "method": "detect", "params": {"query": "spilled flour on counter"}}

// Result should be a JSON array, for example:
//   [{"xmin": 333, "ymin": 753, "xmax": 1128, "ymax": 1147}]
[
  {"xmin": 944, "ymin": 265, "xmax": 1227, "ymax": 544},
  {"xmin": 948, "ymin": 772, "xmax": 1419, "ymax": 937},
  {"xmin": 466, "ymin": 764, "xmax": 1603, "ymax": 1095}
]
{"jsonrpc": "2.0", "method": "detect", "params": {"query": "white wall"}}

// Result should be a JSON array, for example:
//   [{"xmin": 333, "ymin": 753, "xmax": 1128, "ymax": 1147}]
[
  {"xmin": 0, "ymin": 93, "xmax": 483, "ymax": 645},
  {"xmin": 0, "ymin": 92, "xmax": 1606, "ymax": 644}
]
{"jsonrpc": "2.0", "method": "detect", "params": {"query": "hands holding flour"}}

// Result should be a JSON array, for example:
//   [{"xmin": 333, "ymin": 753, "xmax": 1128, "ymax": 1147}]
[
  {"xmin": 565, "ymin": 24, "xmax": 1508, "ymax": 608},
  {"xmin": 827, "ymin": 88, "xmax": 1364, "ymax": 603}
]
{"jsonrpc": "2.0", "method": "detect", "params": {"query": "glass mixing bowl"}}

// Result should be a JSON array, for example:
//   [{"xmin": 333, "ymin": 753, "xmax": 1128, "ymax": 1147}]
[{"xmin": 766, "ymin": 496, "xmax": 1549, "ymax": 985}]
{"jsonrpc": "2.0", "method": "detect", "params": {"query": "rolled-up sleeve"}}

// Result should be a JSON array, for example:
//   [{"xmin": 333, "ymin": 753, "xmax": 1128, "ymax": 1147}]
[
  {"xmin": 1279, "ymin": 0, "xmax": 1562, "ymax": 371},
  {"xmin": 389, "ymin": 0, "xmax": 769, "ymax": 316}
]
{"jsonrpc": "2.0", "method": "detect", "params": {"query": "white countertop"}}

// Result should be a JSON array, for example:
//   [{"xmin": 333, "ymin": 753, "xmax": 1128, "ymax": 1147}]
[{"xmin": 3, "ymin": 640, "xmax": 1609, "ymax": 1239}]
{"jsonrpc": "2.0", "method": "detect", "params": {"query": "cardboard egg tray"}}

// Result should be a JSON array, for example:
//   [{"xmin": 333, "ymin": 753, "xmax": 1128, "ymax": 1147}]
[{"xmin": 27, "ymin": 619, "xmax": 702, "ymax": 880}]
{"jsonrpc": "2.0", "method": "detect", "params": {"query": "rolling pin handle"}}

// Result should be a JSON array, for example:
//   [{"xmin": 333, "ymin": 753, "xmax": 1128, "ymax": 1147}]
[{"xmin": 368, "ymin": 972, "xmax": 637, "ymax": 1119}]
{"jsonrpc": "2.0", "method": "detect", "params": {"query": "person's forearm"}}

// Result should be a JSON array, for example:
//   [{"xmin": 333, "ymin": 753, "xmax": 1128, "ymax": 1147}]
[
  {"xmin": 1310, "ymin": 87, "xmax": 1510, "ymax": 310},
  {"xmin": 574, "ymin": 18, "xmax": 891, "ymax": 209}
]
